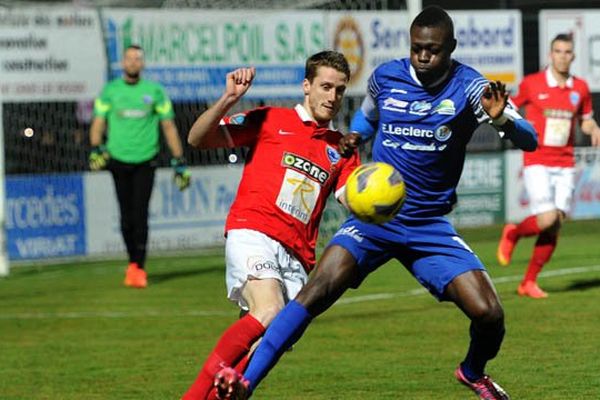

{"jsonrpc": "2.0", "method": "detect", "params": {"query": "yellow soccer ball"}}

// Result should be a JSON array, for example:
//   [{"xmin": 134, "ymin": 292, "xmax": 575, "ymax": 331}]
[{"xmin": 344, "ymin": 162, "xmax": 406, "ymax": 224}]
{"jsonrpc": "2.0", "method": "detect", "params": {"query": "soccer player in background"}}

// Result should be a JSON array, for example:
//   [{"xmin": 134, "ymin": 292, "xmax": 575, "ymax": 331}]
[
  {"xmin": 215, "ymin": 6, "xmax": 538, "ymax": 400},
  {"xmin": 89, "ymin": 44, "xmax": 191, "ymax": 289},
  {"xmin": 181, "ymin": 51, "xmax": 360, "ymax": 400},
  {"xmin": 497, "ymin": 33, "xmax": 600, "ymax": 298}
]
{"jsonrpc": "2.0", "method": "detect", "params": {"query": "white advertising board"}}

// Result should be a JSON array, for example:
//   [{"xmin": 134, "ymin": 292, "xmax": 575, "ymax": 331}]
[
  {"xmin": 328, "ymin": 10, "xmax": 523, "ymax": 95},
  {"xmin": 539, "ymin": 10, "xmax": 600, "ymax": 92},
  {"xmin": 0, "ymin": 8, "xmax": 106, "ymax": 101},
  {"xmin": 85, "ymin": 165, "xmax": 242, "ymax": 256}
]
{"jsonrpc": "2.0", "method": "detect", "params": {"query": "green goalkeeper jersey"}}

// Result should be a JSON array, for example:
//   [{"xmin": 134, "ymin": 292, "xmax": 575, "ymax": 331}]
[{"xmin": 93, "ymin": 78, "xmax": 175, "ymax": 163}]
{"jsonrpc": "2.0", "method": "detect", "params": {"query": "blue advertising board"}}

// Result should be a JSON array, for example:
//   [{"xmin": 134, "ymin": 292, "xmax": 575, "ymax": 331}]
[{"xmin": 5, "ymin": 174, "xmax": 86, "ymax": 260}]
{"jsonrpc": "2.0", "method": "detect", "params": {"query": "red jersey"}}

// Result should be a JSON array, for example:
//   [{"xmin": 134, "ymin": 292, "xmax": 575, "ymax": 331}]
[
  {"xmin": 511, "ymin": 68, "xmax": 594, "ymax": 167},
  {"xmin": 221, "ymin": 104, "xmax": 360, "ymax": 271}
]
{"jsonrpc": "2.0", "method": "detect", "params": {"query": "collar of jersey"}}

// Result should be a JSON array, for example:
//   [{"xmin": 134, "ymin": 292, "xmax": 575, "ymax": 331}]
[
  {"xmin": 408, "ymin": 64, "xmax": 451, "ymax": 89},
  {"xmin": 294, "ymin": 104, "xmax": 336, "ymax": 133},
  {"xmin": 545, "ymin": 67, "xmax": 573, "ymax": 88}
]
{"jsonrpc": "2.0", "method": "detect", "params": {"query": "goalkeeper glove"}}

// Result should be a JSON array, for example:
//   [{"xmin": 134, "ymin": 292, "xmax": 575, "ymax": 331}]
[
  {"xmin": 89, "ymin": 145, "xmax": 109, "ymax": 171},
  {"xmin": 171, "ymin": 157, "xmax": 191, "ymax": 191}
]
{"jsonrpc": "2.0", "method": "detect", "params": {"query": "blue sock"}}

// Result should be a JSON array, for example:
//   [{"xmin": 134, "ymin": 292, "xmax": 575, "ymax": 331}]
[{"xmin": 245, "ymin": 300, "xmax": 312, "ymax": 391}]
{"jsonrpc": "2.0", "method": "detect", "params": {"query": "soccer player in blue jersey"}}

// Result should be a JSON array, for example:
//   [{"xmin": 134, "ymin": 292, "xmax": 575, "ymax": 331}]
[{"xmin": 214, "ymin": 6, "xmax": 537, "ymax": 400}]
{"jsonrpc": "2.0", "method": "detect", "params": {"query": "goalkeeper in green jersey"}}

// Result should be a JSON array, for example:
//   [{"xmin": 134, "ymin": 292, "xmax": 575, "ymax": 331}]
[{"xmin": 89, "ymin": 44, "xmax": 190, "ymax": 289}]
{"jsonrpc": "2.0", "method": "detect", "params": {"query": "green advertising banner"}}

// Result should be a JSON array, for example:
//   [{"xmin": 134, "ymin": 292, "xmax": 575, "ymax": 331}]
[
  {"xmin": 102, "ymin": 9, "xmax": 325, "ymax": 100},
  {"xmin": 449, "ymin": 153, "xmax": 505, "ymax": 227}
]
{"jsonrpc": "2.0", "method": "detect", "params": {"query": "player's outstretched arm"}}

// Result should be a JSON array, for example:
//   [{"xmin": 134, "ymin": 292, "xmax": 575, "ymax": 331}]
[
  {"xmin": 188, "ymin": 67, "xmax": 255, "ymax": 149},
  {"xmin": 481, "ymin": 80, "xmax": 537, "ymax": 152}
]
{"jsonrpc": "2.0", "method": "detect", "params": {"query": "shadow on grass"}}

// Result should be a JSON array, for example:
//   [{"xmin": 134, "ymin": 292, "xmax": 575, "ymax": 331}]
[
  {"xmin": 560, "ymin": 278, "xmax": 600, "ymax": 292},
  {"xmin": 149, "ymin": 265, "xmax": 223, "ymax": 284}
]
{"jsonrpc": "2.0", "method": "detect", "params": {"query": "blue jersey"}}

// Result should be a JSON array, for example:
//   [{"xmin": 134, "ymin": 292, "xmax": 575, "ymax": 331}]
[{"xmin": 364, "ymin": 58, "xmax": 492, "ymax": 218}]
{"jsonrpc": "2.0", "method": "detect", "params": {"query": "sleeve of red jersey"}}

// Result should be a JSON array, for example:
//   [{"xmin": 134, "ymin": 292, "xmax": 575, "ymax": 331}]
[
  {"xmin": 219, "ymin": 108, "xmax": 266, "ymax": 147},
  {"xmin": 334, "ymin": 151, "xmax": 361, "ymax": 200},
  {"xmin": 580, "ymin": 81, "xmax": 594, "ymax": 120},
  {"xmin": 510, "ymin": 78, "xmax": 529, "ymax": 109}
]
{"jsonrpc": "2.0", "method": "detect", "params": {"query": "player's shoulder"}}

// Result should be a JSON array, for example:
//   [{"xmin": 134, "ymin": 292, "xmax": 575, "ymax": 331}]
[
  {"xmin": 372, "ymin": 58, "xmax": 408, "ymax": 79},
  {"xmin": 522, "ymin": 70, "xmax": 545, "ymax": 84},
  {"xmin": 571, "ymin": 75, "xmax": 591, "ymax": 93},
  {"xmin": 451, "ymin": 61, "xmax": 488, "ymax": 96}
]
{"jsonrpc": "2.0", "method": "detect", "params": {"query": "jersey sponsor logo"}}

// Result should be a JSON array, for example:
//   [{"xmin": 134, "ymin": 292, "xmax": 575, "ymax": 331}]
[
  {"xmin": 278, "ymin": 129, "xmax": 295, "ymax": 135},
  {"xmin": 409, "ymin": 100, "xmax": 432, "ymax": 116},
  {"xmin": 390, "ymin": 88, "xmax": 407, "ymax": 94},
  {"xmin": 382, "ymin": 97, "xmax": 408, "ymax": 113},
  {"xmin": 334, "ymin": 225, "xmax": 363, "ymax": 242},
  {"xmin": 382, "ymin": 123, "xmax": 434, "ymax": 138},
  {"xmin": 538, "ymin": 93, "xmax": 549, "ymax": 100},
  {"xmin": 382, "ymin": 139, "xmax": 401, "ymax": 148},
  {"xmin": 229, "ymin": 113, "xmax": 246, "ymax": 125},
  {"xmin": 119, "ymin": 109, "xmax": 149, "ymax": 118},
  {"xmin": 543, "ymin": 109, "xmax": 573, "ymax": 119},
  {"xmin": 282, "ymin": 152, "xmax": 330, "ymax": 184},
  {"xmin": 326, "ymin": 145, "xmax": 341, "ymax": 164},
  {"xmin": 402, "ymin": 142, "xmax": 437, "ymax": 151},
  {"xmin": 276, "ymin": 169, "xmax": 320, "ymax": 224},
  {"xmin": 434, "ymin": 125, "xmax": 452, "ymax": 142},
  {"xmin": 434, "ymin": 99, "xmax": 456, "ymax": 116},
  {"xmin": 570, "ymin": 91, "xmax": 580, "ymax": 106}
]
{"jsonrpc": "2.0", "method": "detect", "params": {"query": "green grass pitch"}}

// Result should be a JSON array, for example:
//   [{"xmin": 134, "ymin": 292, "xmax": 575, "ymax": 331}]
[{"xmin": 2, "ymin": 220, "xmax": 600, "ymax": 399}]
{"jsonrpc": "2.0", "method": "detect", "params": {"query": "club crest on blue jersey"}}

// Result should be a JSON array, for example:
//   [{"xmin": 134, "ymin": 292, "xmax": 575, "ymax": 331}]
[
  {"xmin": 143, "ymin": 95, "xmax": 153, "ymax": 104},
  {"xmin": 435, "ymin": 125, "xmax": 452, "ymax": 142},
  {"xmin": 570, "ymin": 91, "xmax": 580, "ymax": 106},
  {"xmin": 326, "ymin": 145, "xmax": 341, "ymax": 164},
  {"xmin": 229, "ymin": 113, "xmax": 246, "ymax": 125}
]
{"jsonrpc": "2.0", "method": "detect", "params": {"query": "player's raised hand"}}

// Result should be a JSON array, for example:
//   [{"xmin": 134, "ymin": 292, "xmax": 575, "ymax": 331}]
[
  {"xmin": 225, "ymin": 67, "xmax": 256, "ymax": 101},
  {"xmin": 481, "ymin": 80, "xmax": 509, "ymax": 120},
  {"xmin": 338, "ymin": 132, "xmax": 362, "ymax": 157}
]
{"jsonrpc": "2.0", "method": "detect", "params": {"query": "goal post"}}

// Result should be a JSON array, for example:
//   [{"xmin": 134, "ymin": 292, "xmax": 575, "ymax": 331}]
[{"xmin": 0, "ymin": 102, "xmax": 9, "ymax": 276}]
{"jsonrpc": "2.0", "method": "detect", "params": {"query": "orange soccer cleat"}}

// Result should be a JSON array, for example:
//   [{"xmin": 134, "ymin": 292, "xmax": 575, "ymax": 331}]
[
  {"xmin": 124, "ymin": 262, "xmax": 147, "ymax": 288},
  {"xmin": 496, "ymin": 224, "xmax": 517, "ymax": 267},
  {"xmin": 517, "ymin": 281, "xmax": 548, "ymax": 299}
]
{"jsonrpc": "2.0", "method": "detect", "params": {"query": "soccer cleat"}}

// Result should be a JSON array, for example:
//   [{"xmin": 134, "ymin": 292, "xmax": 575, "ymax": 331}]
[
  {"xmin": 124, "ymin": 262, "xmax": 147, "ymax": 288},
  {"xmin": 497, "ymin": 224, "xmax": 518, "ymax": 266},
  {"xmin": 517, "ymin": 281, "xmax": 548, "ymax": 299},
  {"xmin": 455, "ymin": 365, "xmax": 510, "ymax": 400},
  {"xmin": 214, "ymin": 367, "xmax": 250, "ymax": 400}
]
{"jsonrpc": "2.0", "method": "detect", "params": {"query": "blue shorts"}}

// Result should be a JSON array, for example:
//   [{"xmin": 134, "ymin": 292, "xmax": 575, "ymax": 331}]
[{"xmin": 328, "ymin": 215, "xmax": 485, "ymax": 300}]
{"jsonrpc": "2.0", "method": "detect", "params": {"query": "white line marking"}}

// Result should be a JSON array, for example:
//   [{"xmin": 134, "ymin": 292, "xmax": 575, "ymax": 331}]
[{"xmin": 2, "ymin": 265, "xmax": 600, "ymax": 320}]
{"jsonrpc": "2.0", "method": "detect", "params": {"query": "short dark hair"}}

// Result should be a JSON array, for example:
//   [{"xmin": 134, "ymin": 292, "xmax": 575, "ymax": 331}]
[
  {"xmin": 304, "ymin": 51, "xmax": 350, "ymax": 83},
  {"xmin": 410, "ymin": 5, "xmax": 455, "ymax": 39},
  {"xmin": 125, "ymin": 44, "xmax": 144, "ymax": 54},
  {"xmin": 550, "ymin": 33, "xmax": 573, "ymax": 49}
]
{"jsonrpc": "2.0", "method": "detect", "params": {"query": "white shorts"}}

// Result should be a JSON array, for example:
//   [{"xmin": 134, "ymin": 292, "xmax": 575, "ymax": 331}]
[
  {"xmin": 523, "ymin": 165, "xmax": 575, "ymax": 215},
  {"xmin": 225, "ymin": 229, "xmax": 309, "ymax": 310}
]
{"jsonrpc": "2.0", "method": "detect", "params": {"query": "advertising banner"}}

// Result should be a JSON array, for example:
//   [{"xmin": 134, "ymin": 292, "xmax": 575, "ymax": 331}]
[
  {"xmin": 85, "ymin": 165, "xmax": 242, "ymax": 255},
  {"xmin": 0, "ymin": 8, "xmax": 106, "ymax": 101},
  {"xmin": 5, "ymin": 174, "xmax": 86, "ymax": 260},
  {"xmin": 539, "ymin": 10, "xmax": 600, "ymax": 92},
  {"xmin": 449, "ymin": 153, "xmax": 505, "ymax": 227},
  {"xmin": 328, "ymin": 11, "xmax": 523, "ymax": 95},
  {"xmin": 505, "ymin": 148, "xmax": 600, "ymax": 223},
  {"xmin": 102, "ymin": 9, "xmax": 325, "ymax": 101}
]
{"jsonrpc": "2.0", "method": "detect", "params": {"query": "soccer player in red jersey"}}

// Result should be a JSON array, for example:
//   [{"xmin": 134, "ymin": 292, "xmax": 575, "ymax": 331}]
[
  {"xmin": 497, "ymin": 33, "xmax": 600, "ymax": 298},
  {"xmin": 181, "ymin": 51, "xmax": 360, "ymax": 399}
]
